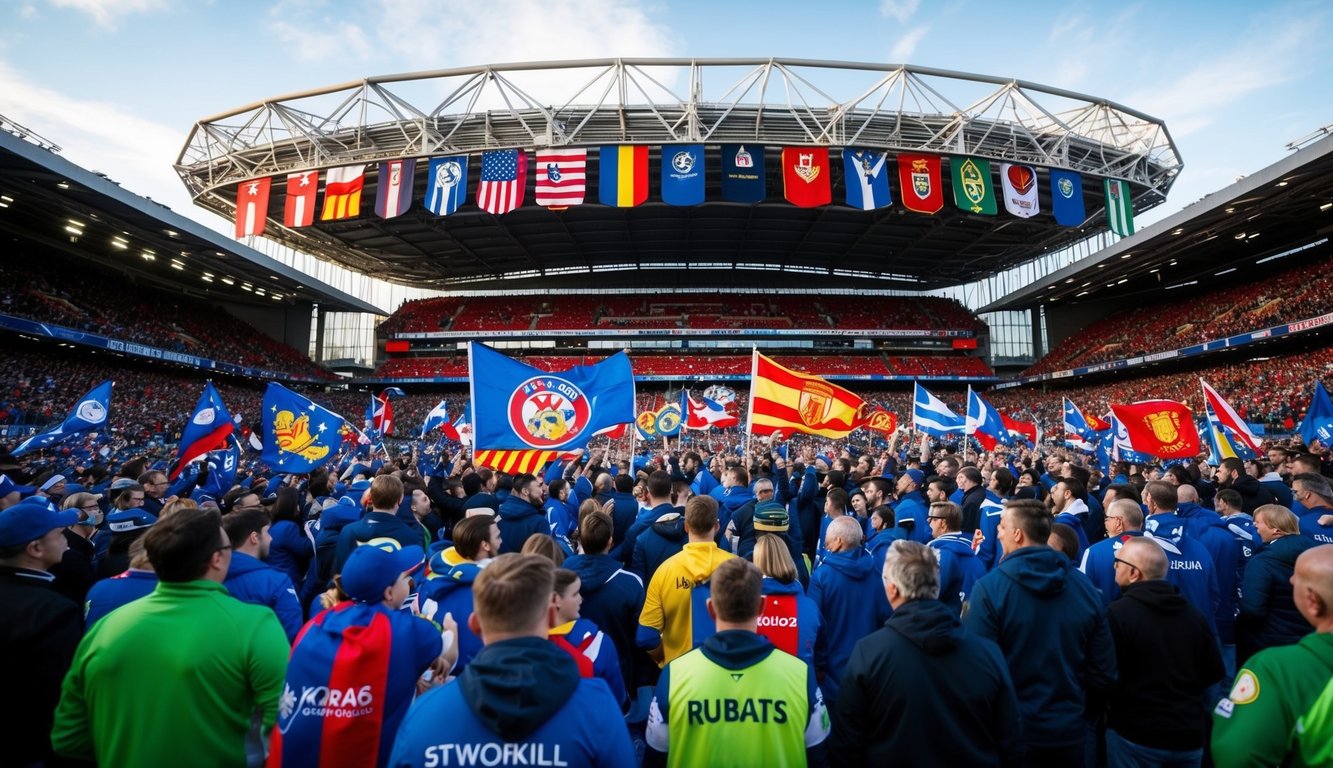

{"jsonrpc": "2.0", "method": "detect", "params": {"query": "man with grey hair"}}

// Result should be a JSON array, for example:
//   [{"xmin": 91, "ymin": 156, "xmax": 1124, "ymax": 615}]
[
  {"xmin": 829, "ymin": 539, "xmax": 1022, "ymax": 765},
  {"xmin": 1079, "ymin": 498, "xmax": 1147, "ymax": 607},
  {"xmin": 809, "ymin": 515, "xmax": 891, "ymax": 711},
  {"xmin": 1292, "ymin": 473, "xmax": 1333, "ymax": 544},
  {"xmin": 728, "ymin": 476, "xmax": 775, "ymax": 559},
  {"xmin": 1105, "ymin": 537, "xmax": 1224, "ymax": 765}
]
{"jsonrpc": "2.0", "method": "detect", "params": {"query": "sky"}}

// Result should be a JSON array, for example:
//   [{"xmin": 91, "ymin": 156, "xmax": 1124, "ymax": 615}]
[{"xmin": 1, "ymin": 0, "xmax": 1330, "ymax": 260}]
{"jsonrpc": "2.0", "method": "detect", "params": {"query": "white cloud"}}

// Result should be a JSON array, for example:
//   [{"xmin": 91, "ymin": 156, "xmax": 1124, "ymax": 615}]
[
  {"xmin": 879, "ymin": 0, "xmax": 919, "ymax": 23},
  {"xmin": 0, "ymin": 58, "xmax": 192, "ymax": 212},
  {"xmin": 19, "ymin": 4, "xmax": 39, "ymax": 19},
  {"xmin": 889, "ymin": 25, "xmax": 929, "ymax": 63},
  {"xmin": 269, "ymin": 19, "xmax": 374, "ymax": 62},
  {"xmin": 47, "ymin": 0, "xmax": 168, "ymax": 29}
]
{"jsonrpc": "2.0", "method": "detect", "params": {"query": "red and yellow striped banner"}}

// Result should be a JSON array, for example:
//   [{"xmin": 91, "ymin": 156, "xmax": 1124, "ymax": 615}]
[
  {"xmin": 750, "ymin": 352, "xmax": 869, "ymax": 438},
  {"xmin": 472, "ymin": 449, "xmax": 577, "ymax": 475}
]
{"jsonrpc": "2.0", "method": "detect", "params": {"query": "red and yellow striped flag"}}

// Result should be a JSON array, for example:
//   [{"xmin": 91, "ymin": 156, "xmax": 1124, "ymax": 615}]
[
  {"xmin": 472, "ymin": 449, "xmax": 577, "ymax": 475},
  {"xmin": 320, "ymin": 164, "xmax": 366, "ymax": 221},
  {"xmin": 749, "ymin": 352, "xmax": 869, "ymax": 438}
]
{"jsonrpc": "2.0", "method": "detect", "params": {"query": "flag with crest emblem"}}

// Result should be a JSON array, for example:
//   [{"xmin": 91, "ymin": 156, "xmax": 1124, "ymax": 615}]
[{"xmin": 781, "ymin": 148, "xmax": 831, "ymax": 208}]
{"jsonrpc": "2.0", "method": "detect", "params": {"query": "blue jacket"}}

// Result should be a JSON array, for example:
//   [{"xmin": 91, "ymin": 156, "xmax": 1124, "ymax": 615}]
[
  {"xmin": 631, "ymin": 512, "xmax": 688, "ymax": 581},
  {"xmin": 606, "ymin": 491, "xmax": 640, "ymax": 546},
  {"xmin": 1299, "ymin": 509, "xmax": 1333, "ymax": 544},
  {"xmin": 1079, "ymin": 531, "xmax": 1141, "ymax": 608},
  {"xmin": 867, "ymin": 526, "xmax": 908, "ymax": 575},
  {"xmin": 1175, "ymin": 502, "xmax": 1244, "ymax": 642},
  {"xmin": 564, "ymin": 553, "xmax": 644, "ymax": 692},
  {"xmin": 1237, "ymin": 533, "xmax": 1319, "ymax": 665},
  {"xmin": 223, "ymin": 551, "xmax": 303, "ymax": 642},
  {"xmin": 413, "ymin": 560, "xmax": 484, "ymax": 673},
  {"xmin": 550, "ymin": 617, "xmax": 627, "ymax": 709},
  {"xmin": 976, "ymin": 490, "xmax": 1007, "ymax": 570},
  {"xmin": 708, "ymin": 485, "xmax": 755, "ymax": 532},
  {"xmin": 333, "ymin": 512, "xmax": 426, "ymax": 574},
  {"xmin": 613, "ymin": 502, "xmax": 672, "ymax": 565},
  {"xmin": 759, "ymin": 576, "xmax": 825, "ymax": 671},
  {"xmin": 963, "ymin": 546, "xmax": 1117, "ymax": 749},
  {"xmin": 809, "ymin": 547, "xmax": 892, "ymax": 706},
  {"xmin": 1259, "ymin": 476, "xmax": 1293, "ymax": 509},
  {"xmin": 1144, "ymin": 513, "xmax": 1220, "ymax": 633},
  {"xmin": 83, "ymin": 569, "xmax": 157, "ymax": 628},
  {"xmin": 828, "ymin": 599, "xmax": 1023, "ymax": 767},
  {"xmin": 929, "ymin": 532, "xmax": 986, "ymax": 613},
  {"xmin": 388, "ymin": 637, "xmax": 633, "ymax": 768},
  {"xmin": 893, "ymin": 491, "xmax": 931, "ymax": 544},
  {"xmin": 1052, "ymin": 499, "xmax": 1091, "ymax": 557},
  {"xmin": 266, "ymin": 519, "xmax": 313, "ymax": 594},
  {"xmin": 543, "ymin": 497, "xmax": 578, "ymax": 539},
  {"xmin": 496, "ymin": 495, "xmax": 547, "ymax": 555}
]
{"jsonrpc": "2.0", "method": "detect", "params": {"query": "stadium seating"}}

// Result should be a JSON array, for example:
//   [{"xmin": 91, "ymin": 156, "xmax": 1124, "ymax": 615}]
[
  {"xmin": 1023, "ymin": 257, "xmax": 1333, "ymax": 376},
  {"xmin": 374, "ymin": 354, "xmax": 992, "ymax": 379}
]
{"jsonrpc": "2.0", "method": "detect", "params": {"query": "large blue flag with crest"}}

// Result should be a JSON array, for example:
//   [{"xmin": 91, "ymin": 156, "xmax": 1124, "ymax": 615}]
[
  {"xmin": 425, "ymin": 156, "xmax": 468, "ymax": 216},
  {"xmin": 261, "ymin": 383, "xmax": 353, "ymax": 472},
  {"xmin": 1050, "ymin": 169, "xmax": 1086, "ymax": 227},
  {"xmin": 170, "ymin": 382, "xmax": 234, "ymax": 479},
  {"xmin": 662, "ymin": 144, "xmax": 705, "ymax": 206},
  {"xmin": 720, "ymin": 144, "xmax": 765, "ymax": 203},
  {"xmin": 469, "ymin": 342, "xmax": 636, "ymax": 450},
  {"xmin": 14, "ymin": 380, "xmax": 113, "ymax": 456}
]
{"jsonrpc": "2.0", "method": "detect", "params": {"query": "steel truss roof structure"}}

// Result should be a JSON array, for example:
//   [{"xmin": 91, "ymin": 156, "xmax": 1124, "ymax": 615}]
[{"xmin": 176, "ymin": 58, "xmax": 1182, "ymax": 291}]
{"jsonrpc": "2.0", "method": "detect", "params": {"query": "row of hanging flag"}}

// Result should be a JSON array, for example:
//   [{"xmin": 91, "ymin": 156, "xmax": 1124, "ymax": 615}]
[{"xmin": 233, "ymin": 147, "xmax": 1137, "ymax": 238}]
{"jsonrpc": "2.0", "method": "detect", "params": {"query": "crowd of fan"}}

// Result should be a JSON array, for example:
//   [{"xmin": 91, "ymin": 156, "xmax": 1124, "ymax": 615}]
[
  {"xmin": 377, "ymin": 293, "xmax": 985, "ymax": 335},
  {"xmin": 0, "ymin": 255, "xmax": 334, "ymax": 380},
  {"xmin": 4, "ymin": 398, "xmax": 1332, "ymax": 767},
  {"xmin": 1024, "ymin": 256, "xmax": 1333, "ymax": 376},
  {"xmin": 375, "ymin": 353, "xmax": 995, "ymax": 379}
]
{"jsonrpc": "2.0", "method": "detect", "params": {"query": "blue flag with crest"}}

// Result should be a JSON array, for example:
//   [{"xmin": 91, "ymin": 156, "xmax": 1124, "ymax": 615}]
[
  {"xmin": 720, "ymin": 144, "xmax": 765, "ymax": 203},
  {"xmin": 843, "ymin": 148, "xmax": 892, "ymax": 210},
  {"xmin": 14, "ymin": 380, "xmax": 113, "ymax": 456},
  {"xmin": 261, "ymin": 383, "xmax": 352, "ymax": 472},
  {"xmin": 662, "ymin": 144, "xmax": 705, "ymax": 206},
  {"xmin": 1300, "ymin": 380, "xmax": 1333, "ymax": 447},
  {"xmin": 425, "ymin": 156, "xmax": 468, "ymax": 216},
  {"xmin": 1050, "ymin": 169, "xmax": 1086, "ymax": 226}
]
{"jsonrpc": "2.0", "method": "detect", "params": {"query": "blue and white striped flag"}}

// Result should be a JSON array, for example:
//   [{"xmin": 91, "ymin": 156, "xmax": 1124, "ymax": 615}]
[{"xmin": 912, "ymin": 383, "xmax": 965, "ymax": 436}]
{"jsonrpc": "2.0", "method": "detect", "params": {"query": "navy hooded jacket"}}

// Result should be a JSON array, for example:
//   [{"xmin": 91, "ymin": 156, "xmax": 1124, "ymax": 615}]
[
  {"xmin": 808, "ymin": 546, "xmax": 892, "ymax": 706},
  {"xmin": 612, "ymin": 502, "xmax": 672, "ymax": 565},
  {"xmin": 388, "ymin": 637, "xmax": 633, "ymax": 768},
  {"xmin": 928, "ymin": 532, "xmax": 986, "ymax": 613},
  {"xmin": 1236, "ymin": 533, "xmax": 1319, "ymax": 665},
  {"xmin": 829, "ymin": 599, "xmax": 1023, "ymax": 767},
  {"xmin": 606, "ymin": 491, "xmax": 640, "ymax": 546},
  {"xmin": 631, "ymin": 511, "xmax": 688, "ymax": 581},
  {"xmin": 1174, "ymin": 502, "xmax": 1244, "ymax": 642},
  {"xmin": 963, "ymin": 545, "xmax": 1117, "ymax": 749},
  {"xmin": 223, "ymin": 551, "xmax": 303, "ymax": 641},
  {"xmin": 1144, "ymin": 512, "xmax": 1220, "ymax": 633},
  {"xmin": 414, "ymin": 559, "xmax": 484, "ymax": 673},
  {"xmin": 564, "ymin": 553, "xmax": 644, "ymax": 690},
  {"xmin": 266, "ymin": 519, "xmax": 313, "ymax": 594},
  {"xmin": 496, "ymin": 494, "xmax": 547, "ymax": 555}
]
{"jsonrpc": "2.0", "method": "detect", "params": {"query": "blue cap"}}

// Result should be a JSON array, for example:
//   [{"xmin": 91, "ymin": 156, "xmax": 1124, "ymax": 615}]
[
  {"xmin": 340, "ymin": 544, "xmax": 424, "ymax": 603},
  {"xmin": 106, "ymin": 507, "xmax": 156, "ymax": 534},
  {"xmin": 0, "ymin": 473, "xmax": 36, "ymax": 499},
  {"xmin": 901, "ymin": 468, "xmax": 926, "ymax": 486},
  {"xmin": 0, "ymin": 497, "xmax": 79, "ymax": 547}
]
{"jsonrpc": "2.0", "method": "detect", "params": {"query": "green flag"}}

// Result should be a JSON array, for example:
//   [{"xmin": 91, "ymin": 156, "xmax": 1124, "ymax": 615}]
[
  {"xmin": 1104, "ymin": 178, "xmax": 1135, "ymax": 236},
  {"xmin": 950, "ymin": 156, "xmax": 997, "ymax": 215}
]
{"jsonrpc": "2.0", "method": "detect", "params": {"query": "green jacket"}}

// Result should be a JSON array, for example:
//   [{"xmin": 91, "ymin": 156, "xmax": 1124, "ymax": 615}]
[
  {"xmin": 1212, "ymin": 632, "xmax": 1333, "ymax": 768},
  {"xmin": 52, "ymin": 579, "xmax": 289, "ymax": 768}
]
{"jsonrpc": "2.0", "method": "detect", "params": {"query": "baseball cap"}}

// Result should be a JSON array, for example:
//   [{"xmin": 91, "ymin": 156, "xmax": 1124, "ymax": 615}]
[
  {"xmin": 106, "ymin": 508, "xmax": 156, "ymax": 534},
  {"xmin": 0, "ymin": 497, "xmax": 79, "ymax": 547},
  {"xmin": 0, "ymin": 473, "xmax": 35, "ymax": 499},
  {"xmin": 340, "ymin": 544, "xmax": 425, "ymax": 603},
  {"xmin": 109, "ymin": 477, "xmax": 138, "ymax": 491},
  {"xmin": 753, "ymin": 501, "xmax": 790, "ymax": 533},
  {"xmin": 900, "ymin": 468, "xmax": 926, "ymax": 485},
  {"xmin": 39, "ymin": 474, "xmax": 68, "ymax": 493}
]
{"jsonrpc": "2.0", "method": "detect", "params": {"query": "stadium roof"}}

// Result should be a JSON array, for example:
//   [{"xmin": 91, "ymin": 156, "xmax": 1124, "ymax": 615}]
[
  {"xmin": 0, "ymin": 122, "xmax": 384, "ymax": 315},
  {"xmin": 176, "ymin": 58, "xmax": 1183, "ymax": 292},
  {"xmin": 980, "ymin": 127, "xmax": 1333, "ymax": 312}
]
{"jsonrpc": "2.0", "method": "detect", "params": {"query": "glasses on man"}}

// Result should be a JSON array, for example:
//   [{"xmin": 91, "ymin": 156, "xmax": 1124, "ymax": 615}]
[{"xmin": 1113, "ymin": 557, "xmax": 1141, "ymax": 574}]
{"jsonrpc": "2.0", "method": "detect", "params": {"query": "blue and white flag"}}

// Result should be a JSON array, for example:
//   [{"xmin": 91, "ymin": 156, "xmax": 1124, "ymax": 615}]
[
  {"xmin": 912, "ymin": 383, "xmax": 964, "ymax": 436},
  {"xmin": 170, "ymin": 382, "xmax": 234, "ymax": 479},
  {"xmin": 425, "ymin": 156, "xmax": 468, "ymax": 216},
  {"xmin": 1062, "ymin": 397, "xmax": 1096, "ymax": 452},
  {"xmin": 843, "ymin": 148, "xmax": 892, "ymax": 210},
  {"xmin": 720, "ymin": 144, "xmax": 765, "ymax": 203},
  {"xmin": 661, "ymin": 144, "xmax": 705, "ymax": 206},
  {"xmin": 1300, "ymin": 380, "xmax": 1333, "ymax": 447},
  {"xmin": 14, "ymin": 380, "xmax": 113, "ymax": 456},
  {"xmin": 469, "ymin": 343, "xmax": 636, "ymax": 450},
  {"xmin": 421, "ymin": 400, "xmax": 451, "ymax": 437},
  {"xmin": 966, "ymin": 387, "xmax": 1011, "ymax": 446}
]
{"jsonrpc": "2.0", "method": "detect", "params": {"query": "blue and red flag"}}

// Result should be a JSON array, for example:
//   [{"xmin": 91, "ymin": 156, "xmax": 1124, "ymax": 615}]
[
  {"xmin": 170, "ymin": 382, "xmax": 234, "ymax": 480},
  {"xmin": 966, "ymin": 387, "xmax": 1011, "ymax": 450}
]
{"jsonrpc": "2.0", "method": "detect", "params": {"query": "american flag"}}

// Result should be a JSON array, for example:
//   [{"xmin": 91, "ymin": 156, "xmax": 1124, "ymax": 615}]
[
  {"xmin": 535, "ymin": 148, "xmax": 586, "ymax": 208},
  {"xmin": 477, "ymin": 150, "xmax": 527, "ymax": 214}
]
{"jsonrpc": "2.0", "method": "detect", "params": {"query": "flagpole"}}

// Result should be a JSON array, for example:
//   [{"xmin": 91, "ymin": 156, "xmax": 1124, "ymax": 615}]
[{"xmin": 744, "ymin": 347, "xmax": 758, "ymax": 462}]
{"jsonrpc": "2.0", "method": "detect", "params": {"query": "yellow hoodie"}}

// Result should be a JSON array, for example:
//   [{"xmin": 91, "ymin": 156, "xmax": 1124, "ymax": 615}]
[{"xmin": 638, "ymin": 541, "xmax": 735, "ymax": 665}]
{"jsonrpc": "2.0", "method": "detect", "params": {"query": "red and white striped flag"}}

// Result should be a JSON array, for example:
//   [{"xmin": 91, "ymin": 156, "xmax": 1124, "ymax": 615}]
[
  {"xmin": 477, "ymin": 150, "xmax": 527, "ymax": 215},
  {"xmin": 1200, "ymin": 378, "xmax": 1262, "ymax": 453},
  {"xmin": 535, "ymin": 148, "xmax": 586, "ymax": 208},
  {"xmin": 234, "ymin": 177, "xmax": 270, "ymax": 238},
  {"xmin": 284, "ymin": 171, "xmax": 317, "ymax": 227}
]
